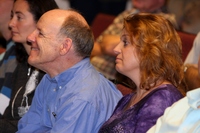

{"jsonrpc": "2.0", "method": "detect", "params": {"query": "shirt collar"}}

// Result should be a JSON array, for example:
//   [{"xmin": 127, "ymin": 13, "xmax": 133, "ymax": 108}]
[{"xmin": 46, "ymin": 58, "xmax": 90, "ymax": 87}]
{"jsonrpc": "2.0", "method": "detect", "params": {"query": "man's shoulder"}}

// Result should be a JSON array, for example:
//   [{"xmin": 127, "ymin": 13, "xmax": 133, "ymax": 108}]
[{"xmin": 73, "ymin": 73, "xmax": 121, "ymax": 102}]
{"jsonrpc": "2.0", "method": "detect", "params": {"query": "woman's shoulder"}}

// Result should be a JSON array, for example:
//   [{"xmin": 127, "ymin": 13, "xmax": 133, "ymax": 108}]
[
  {"xmin": 146, "ymin": 84, "xmax": 183, "ymax": 106},
  {"xmin": 114, "ymin": 93, "xmax": 135, "ymax": 110},
  {"xmin": 120, "ymin": 93, "xmax": 135, "ymax": 102},
  {"xmin": 154, "ymin": 84, "xmax": 183, "ymax": 97}
]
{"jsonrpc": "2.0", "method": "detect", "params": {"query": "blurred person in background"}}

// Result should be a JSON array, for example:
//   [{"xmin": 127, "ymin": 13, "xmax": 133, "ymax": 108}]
[
  {"xmin": 168, "ymin": 0, "xmax": 200, "ymax": 34},
  {"xmin": 55, "ymin": 0, "xmax": 70, "ymax": 9},
  {"xmin": 183, "ymin": 32, "xmax": 200, "ymax": 91}
]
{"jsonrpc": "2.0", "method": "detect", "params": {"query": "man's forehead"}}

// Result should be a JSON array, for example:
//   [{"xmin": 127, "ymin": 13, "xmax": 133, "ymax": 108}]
[
  {"xmin": 40, "ymin": 11, "xmax": 66, "ymax": 25},
  {"xmin": 37, "ymin": 16, "xmax": 62, "ymax": 33}
]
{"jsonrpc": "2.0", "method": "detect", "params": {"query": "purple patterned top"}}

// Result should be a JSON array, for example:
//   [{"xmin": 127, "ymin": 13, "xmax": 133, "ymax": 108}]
[{"xmin": 98, "ymin": 84, "xmax": 183, "ymax": 133}]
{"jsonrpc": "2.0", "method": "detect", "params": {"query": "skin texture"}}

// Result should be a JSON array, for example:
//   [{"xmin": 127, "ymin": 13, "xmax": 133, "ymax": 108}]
[
  {"xmin": 9, "ymin": 0, "xmax": 36, "ymax": 54},
  {"xmin": 132, "ymin": 0, "xmax": 165, "ymax": 12},
  {"xmin": 114, "ymin": 29, "xmax": 140, "ymax": 84},
  {"xmin": 27, "ymin": 9, "xmax": 87, "ymax": 78},
  {"xmin": 0, "ymin": 0, "xmax": 13, "ymax": 41},
  {"xmin": 184, "ymin": 56, "xmax": 200, "ymax": 91}
]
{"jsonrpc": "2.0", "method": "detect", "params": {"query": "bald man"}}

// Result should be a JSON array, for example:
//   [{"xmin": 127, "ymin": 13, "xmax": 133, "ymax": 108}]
[{"xmin": 17, "ymin": 9, "xmax": 122, "ymax": 133}]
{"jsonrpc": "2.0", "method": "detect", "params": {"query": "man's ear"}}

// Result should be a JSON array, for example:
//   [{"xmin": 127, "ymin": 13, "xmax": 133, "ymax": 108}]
[{"xmin": 60, "ymin": 38, "xmax": 72, "ymax": 55}]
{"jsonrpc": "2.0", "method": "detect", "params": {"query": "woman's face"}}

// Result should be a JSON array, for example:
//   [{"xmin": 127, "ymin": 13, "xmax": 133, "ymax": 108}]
[
  {"xmin": 9, "ymin": 0, "xmax": 36, "ymax": 54},
  {"xmin": 132, "ymin": 0, "xmax": 164, "ymax": 12},
  {"xmin": 114, "ymin": 29, "xmax": 140, "ymax": 78}
]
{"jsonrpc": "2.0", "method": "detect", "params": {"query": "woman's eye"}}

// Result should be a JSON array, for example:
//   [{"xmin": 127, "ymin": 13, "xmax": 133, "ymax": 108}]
[
  {"xmin": 123, "ymin": 40, "xmax": 128, "ymax": 46},
  {"xmin": 17, "ymin": 16, "xmax": 22, "ymax": 21}
]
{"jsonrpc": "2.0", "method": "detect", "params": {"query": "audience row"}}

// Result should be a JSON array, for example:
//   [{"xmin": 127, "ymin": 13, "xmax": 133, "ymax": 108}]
[{"xmin": 0, "ymin": 0, "xmax": 199, "ymax": 133}]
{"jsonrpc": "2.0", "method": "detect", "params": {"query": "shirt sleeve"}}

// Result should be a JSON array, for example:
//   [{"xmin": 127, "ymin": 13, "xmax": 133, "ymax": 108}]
[
  {"xmin": 133, "ymin": 90, "xmax": 180, "ymax": 133},
  {"xmin": 17, "ymin": 78, "xmax": 49, "ymax": 133}
]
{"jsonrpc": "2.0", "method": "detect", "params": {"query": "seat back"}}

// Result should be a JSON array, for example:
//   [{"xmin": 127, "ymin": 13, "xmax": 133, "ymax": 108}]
[
  {"xmin": 91, "ymin": 13, "xmax": 116, "ymax": 40},
  {"xmin": 177, "ymin": 31, "xmax": 196, "ymax": 61}
]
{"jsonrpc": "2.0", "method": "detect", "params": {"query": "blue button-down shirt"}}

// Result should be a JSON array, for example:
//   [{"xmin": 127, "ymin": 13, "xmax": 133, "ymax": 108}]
[{"xmin": 17, "ymin": 58, "xmax": 122, "ymax": 133}]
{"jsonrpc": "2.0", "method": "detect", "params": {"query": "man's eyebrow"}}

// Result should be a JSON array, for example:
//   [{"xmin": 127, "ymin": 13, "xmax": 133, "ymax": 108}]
[
  {"xmin": 37, "ymin": 27, "xmax": 41, "ymax": 31},
  {"xmin": 36, "ymin": 26, "xmax": 42, "ymax": 32},
  {"xmin": 15, "ymin": 11, "xmax": 24, "ymax": 15}
]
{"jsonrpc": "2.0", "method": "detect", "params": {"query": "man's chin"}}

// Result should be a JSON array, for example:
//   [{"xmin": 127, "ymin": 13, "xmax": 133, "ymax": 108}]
[{"xmin": 28, "ymin": 57, "xmax": 37, "ymax": 67}]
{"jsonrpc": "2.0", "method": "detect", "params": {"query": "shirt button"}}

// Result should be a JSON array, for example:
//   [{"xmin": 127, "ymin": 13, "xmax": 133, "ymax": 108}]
[
  {"xmin": 53, "ymin": 88, "xmax": 56, "ymax": 91},
  {"xmin": 59, "ymin": 86, "xmax": 62, "ymax": 89}
]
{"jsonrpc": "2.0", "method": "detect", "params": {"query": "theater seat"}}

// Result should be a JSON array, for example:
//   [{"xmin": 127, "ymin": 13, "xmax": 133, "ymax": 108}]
[
  {"xmin": 116, "ymin": 84, "xmax": 133, "ymax": 96},
  {"xmin": 177, "ymin": 31, "xmax": 196, "ymax": 61},
  {"xmin": 90, "ymin": 13, "xmax": 116, "ymax": 40}
]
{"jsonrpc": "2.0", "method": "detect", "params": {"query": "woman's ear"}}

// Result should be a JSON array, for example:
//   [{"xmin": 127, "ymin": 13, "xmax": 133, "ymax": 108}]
[{"xmin": 60, "ymin": 38, "xmax": 72, "ymax": 55}]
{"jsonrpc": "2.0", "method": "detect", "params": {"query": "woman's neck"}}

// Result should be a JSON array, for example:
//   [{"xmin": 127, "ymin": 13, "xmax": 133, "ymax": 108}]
[{"xmin": 124, "ymin": 80, "xmax": 171, "ymax": 111}]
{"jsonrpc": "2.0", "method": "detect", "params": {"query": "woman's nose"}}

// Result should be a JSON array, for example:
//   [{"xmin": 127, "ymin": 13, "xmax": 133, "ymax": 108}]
[{"xmin": 114, "ymin": 43, "xmax": 121, "ymax": 55}]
